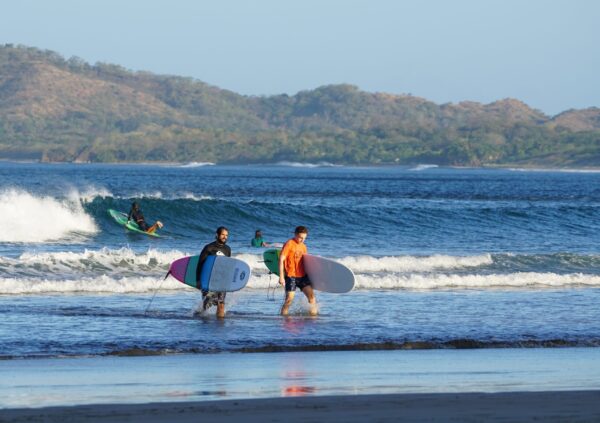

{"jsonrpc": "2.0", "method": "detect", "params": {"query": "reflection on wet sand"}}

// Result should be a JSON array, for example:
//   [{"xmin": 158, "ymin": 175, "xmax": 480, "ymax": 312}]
[
  {"xmin": 283, "ymin": 386, "xmax": 317, "ymax": 396},
  {"xmin": 281, "ymin": 361, "xmax": 317, "ymax": 397}
]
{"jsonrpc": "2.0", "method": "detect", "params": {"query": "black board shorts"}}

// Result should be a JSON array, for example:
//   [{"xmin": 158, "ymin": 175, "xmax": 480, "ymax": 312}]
[
  {"xmin": 202, "ymin": 291, "xmax": 226, "ymax": 308},
  {"xmin": 284, "ymin": 275, "xmax": 311, "ymax": 292}
]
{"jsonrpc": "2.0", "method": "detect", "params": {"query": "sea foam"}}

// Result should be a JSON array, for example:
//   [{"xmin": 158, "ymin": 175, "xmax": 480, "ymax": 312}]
[
  {"xmin": 0, "ymin": 189, "xmax": 98, "ymax": 243},
  {"xmin": 0, "ymin": 275, "xmax": 184, "ymax": 295},
  {"xmin": 245, "ymin": 271, "xmax": 600, "ymax": 290},
  {"xmin": 337, "ymin": 254, "xmax": 493, "ymax": 272},
  {"xmin": 3, "ymin": 248, "xmax": 599, "ymax": 294}
]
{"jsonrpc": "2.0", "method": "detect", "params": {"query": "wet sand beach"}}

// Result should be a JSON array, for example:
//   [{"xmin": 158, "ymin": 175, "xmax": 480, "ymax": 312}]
[
  {"xmin": 2, "ymin": 349, "xmax": 600, "ymax": 422},
  {"xmin": 3, "ymin": 391, "xmax": 600, "ymax": 422}
]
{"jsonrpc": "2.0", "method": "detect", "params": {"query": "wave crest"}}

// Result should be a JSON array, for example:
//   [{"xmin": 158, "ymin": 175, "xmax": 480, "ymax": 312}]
[
  {"xmin": 352, "ymin": 272, "xmax": 600, "ymax": 290},
  {"xmin": 0, "ymin": 189, "xmax": 98, "ymax": 243},
  {"xmin": 3, "ymin": 249, "xmax": 600, "ymax": 294},
  {"xmin": 1, "ymin": 248, "xmax": 187, "ymax": 278},
  {"xmin": 338, "ymin": 254, "xmax": 493, "ymax": 273},
  {"xmin": 0, "ymin": 275, "xmax": 184, "ymax": 295},
  {"xmin": 242, "ymin": 271, "xmax": 600, "ymax": 290},
  {"xmin": 274, "ymin": 161, "xmax": 340, "ymax": 168}
]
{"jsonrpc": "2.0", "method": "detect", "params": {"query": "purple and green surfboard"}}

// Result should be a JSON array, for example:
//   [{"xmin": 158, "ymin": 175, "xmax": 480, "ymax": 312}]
[{"xmin": 169, "ymin": 255, "xmax": 251, "ymax": 292}]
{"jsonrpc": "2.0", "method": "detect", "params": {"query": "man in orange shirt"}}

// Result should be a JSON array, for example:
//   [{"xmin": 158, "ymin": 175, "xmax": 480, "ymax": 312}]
[{"xmin": 278, "ymin": 226, "xmax": 317, "ymax": 316}]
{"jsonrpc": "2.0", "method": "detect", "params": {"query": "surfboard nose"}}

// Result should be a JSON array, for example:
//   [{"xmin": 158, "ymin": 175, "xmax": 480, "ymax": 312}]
[{"xmin": 168, "ymin": 256, "xmax": 190, "ymax": 284}]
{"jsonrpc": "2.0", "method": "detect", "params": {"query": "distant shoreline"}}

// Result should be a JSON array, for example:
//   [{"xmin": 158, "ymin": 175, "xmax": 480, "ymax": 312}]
[
  {"xmin": 3, "ymin": 45, "xmax": 599, "ymax": 169},
  {"xmin": 2, "ymin": 391, "xmax": 600, "ymax": 422},
  {"xmin": 1, "ymin": 159, "xmax": 600, "ymax": 172}
]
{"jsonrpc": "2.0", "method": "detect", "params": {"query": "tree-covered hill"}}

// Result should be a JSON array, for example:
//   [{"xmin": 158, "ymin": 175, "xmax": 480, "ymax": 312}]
[{"xmin": 1, "ymin": 44, "xmax": 598, "ymax": 166}]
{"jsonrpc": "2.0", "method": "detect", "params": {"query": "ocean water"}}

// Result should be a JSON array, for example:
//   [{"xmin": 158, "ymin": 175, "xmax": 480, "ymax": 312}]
[{"xmin": 1, "ymin": 162, "xmax": 600, "ymax": 358}]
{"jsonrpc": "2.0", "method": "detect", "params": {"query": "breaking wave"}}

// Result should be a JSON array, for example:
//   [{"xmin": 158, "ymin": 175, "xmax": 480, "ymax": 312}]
[
  {"xmin": 2, "ymin": 248, "xmax": 600, "ymax": 294},
  {"xmin": 0, "ymin": 189, "xmax": 98, "ymax": 243}
]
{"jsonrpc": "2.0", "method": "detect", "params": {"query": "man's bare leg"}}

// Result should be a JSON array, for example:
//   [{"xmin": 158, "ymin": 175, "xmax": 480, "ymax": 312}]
[
  {"xmin": 216, "ymin": 302, "xmax": 225, "ymax": 318},
  {"xmin": 281, "ymin": 291, "xmax": 295, "ymax": 316},
  {"xmin": 302, "ymin": 286, "xmax": 318, "ymax": 316},
  {"xmin": 146, "ymin": 221, "xmax": 163, "ymax": 234}
]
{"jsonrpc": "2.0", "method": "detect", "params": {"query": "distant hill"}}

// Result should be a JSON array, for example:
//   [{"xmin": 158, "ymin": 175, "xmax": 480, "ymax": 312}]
[{"xmin": 1, "ymin": 44, "xmax": 599, "ymax": 166}]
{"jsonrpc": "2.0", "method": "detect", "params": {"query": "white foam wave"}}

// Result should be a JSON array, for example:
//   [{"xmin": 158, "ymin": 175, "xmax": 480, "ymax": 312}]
[
  {"xmin": 507, "ymin": 167, "xmax": 600, "ymax": 174},
  {"xmin": 338, "ymin": 254, "xmax": 493, "ymax": 273},
  {"xmin": 76, "ymin": 186, "xmax": 114, "ymax": 202},
  {"xmin": 352, "ymin": 272, "xmax": 600, "ymax": 290},
  {"xmin": 181, "ymin": 192, "xmax": 214, "ymax": 201},
  {"xmin": 77, "ymin": 190, "xmax": 213, "ymax": 202},
  {"xmin": 274, "ymin": 161, "xmax": 340, "ymax": 168},
  {"xmin": 241, "ymin": 271, "xmax": 600, "ymax": 290},
  {"xmin": 0, "ymin": 189, "xmax": 98, "ymax": 243},
  {"xmin": 10, "ymin": 248, "xmax": 186, "ymax": 275},
  {"xmin": 409, "ymin": 164, "xmax": 439, "ymax": 171},
  {"xmin": 229, "ymin": 253, "xmax": 494, "ymax": 277},
  {"xmin": 0, "ymin": 275, "xmax": 185, "ymax": 294},
  {"xmin": 241, "ymin": 253, "xmax": 493, "ymax": 275},
  {"xmin": 5, "ymin": 249, "xmax": 598, "ymax": 294},
  {"xmin": 4, "ymin": 271, "xmax": 600, "ymax": 294},
  {"xmin": 235, "ymin": 253, "xmax": 270, "ymax": 271},
  {"xmin": 179, "ymin": 162, "xmax": 216, "ymax": 168},
  {"xmin": 127, "ymin": 190, "xmax": 163, "ymax": 199},
  {"xmin": 0, "ymin": 249, "xmax": 261, "ymax": 281}
]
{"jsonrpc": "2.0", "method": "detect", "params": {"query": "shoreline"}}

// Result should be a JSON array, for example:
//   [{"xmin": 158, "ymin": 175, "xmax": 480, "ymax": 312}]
[
  {"xmin": 2, "ymin": 391, "xmax": 600, "ymax": 422},
  {"xmin": 1, "ymin": 158, "xmax": 600, "ymax": 172},
  {"xmin": 3, "ymin": 339, "xmax": 600, "ymax": 360}
]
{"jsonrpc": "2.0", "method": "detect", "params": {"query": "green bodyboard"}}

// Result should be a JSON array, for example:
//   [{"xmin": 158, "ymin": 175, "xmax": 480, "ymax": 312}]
[
  {"xmin": 263, "ymin": 249, "xmax": 281, "ymax": 275},
  {"xmin": 107, "ymin": 209, "xmax": 161, "ymax": 237}
]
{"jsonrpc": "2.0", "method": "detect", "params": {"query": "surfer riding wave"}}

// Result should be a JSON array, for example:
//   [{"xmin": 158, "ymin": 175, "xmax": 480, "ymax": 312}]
[{"xmin": 128, "ymin": 201, "xmax": 163, "ymax": 234}]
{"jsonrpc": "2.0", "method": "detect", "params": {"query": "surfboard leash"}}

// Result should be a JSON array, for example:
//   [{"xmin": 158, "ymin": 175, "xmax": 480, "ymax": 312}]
[
  {"xmin": 267, "ymin": 272, "xmax": 280, "ymax": 301},
  {"xmin": 144, "ymin": 271, "xmax": 171, "ymax": 315}
]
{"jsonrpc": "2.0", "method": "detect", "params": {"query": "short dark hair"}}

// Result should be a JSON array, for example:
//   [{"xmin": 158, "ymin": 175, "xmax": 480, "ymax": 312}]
[
  {"xmin": 216, "ymin": 226, "xmax": 229, "ymax": 235},
  {"xmin": 294, "ymin": 226, "xmax": 308, "ymax": 235}
]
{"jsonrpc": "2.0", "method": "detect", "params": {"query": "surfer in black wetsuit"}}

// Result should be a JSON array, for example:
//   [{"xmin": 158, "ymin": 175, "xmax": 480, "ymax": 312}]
[
  {"xmin": 196, "ymin": 226, "xmax": 231, "ymax": 318},
  {"xmin": 127, "ymin": 201, "xmax": 163, "ymax": 233}
]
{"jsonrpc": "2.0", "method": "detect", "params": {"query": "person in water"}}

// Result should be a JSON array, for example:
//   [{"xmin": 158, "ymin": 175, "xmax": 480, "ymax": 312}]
[
  {"xmin": 196, "ymin": 226, "xmax": 231, "ymax": 318},
  {"xmin": 251, "ymin": 229, "xmax": 270, "ymax": 247},
  {"xmin": 127, "ymin": 201, "xmax": 163, "ymax": 233},
  {"xmin": 278, "ymin": 226, "xmax": 317, "ymax": 316}
]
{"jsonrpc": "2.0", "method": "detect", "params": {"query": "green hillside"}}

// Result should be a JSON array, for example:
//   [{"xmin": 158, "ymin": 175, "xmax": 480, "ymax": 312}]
[{"xmin": 1, "ymin": 44, "xmax": 599, "ymax": 166}]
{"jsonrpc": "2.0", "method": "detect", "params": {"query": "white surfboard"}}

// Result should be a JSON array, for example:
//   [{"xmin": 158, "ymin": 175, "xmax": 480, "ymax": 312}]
[
  {"xmin": 303, "ymin": 254, "xmax": 355, "ymax": 293},
  {"xmin": 206, "ymin": 255, "xmax": 251, "ymax": 292}
]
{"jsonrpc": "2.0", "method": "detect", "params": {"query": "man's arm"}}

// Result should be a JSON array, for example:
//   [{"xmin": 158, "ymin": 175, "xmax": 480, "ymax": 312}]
[{"xmin": 278, "ymin": 250, "xmax": 286, "ymax": 285}]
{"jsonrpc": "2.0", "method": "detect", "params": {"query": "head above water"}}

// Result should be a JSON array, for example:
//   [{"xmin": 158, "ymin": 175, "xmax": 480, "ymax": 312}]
[
  {"xmin": 131, "ymin": 201, "xmax": 139, "ymax": 211},
  {"xmin": 255, "ymin": 230, "xmax": 262, "ymax": 238},
  {"xmin": 216, "ymin": 226, "xmax": 229, "ymax": 244}
]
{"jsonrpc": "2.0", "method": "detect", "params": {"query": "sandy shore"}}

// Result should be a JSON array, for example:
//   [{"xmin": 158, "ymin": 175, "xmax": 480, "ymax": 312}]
[{"xmin": 2, "ymin": 391, "xmax": 600, "ymax": 422}]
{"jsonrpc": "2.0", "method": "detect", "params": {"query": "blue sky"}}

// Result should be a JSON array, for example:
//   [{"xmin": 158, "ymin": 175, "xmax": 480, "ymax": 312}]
[{"xmin": 1, "ymin": 0, "xmax": 598, "ymax": 115}]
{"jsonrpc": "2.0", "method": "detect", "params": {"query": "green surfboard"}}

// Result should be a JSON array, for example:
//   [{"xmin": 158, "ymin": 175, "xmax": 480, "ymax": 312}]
[
  {"xmin": 263, "ymin": 249, "xmax": 281, "ymax": 275},
  {"xmin": 107, "ymin": 209, "xmax": 161, "ymax": 237}
]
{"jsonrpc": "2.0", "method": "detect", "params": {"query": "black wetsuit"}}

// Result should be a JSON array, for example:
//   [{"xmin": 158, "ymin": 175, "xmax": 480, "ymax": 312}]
[
  {"xmin": 127, "ymin": 208, "xmax": 149, "ymax": 231},
  {"xmin": 196, "ymin": 241, "xmax": 231, "ymax": 306}
]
